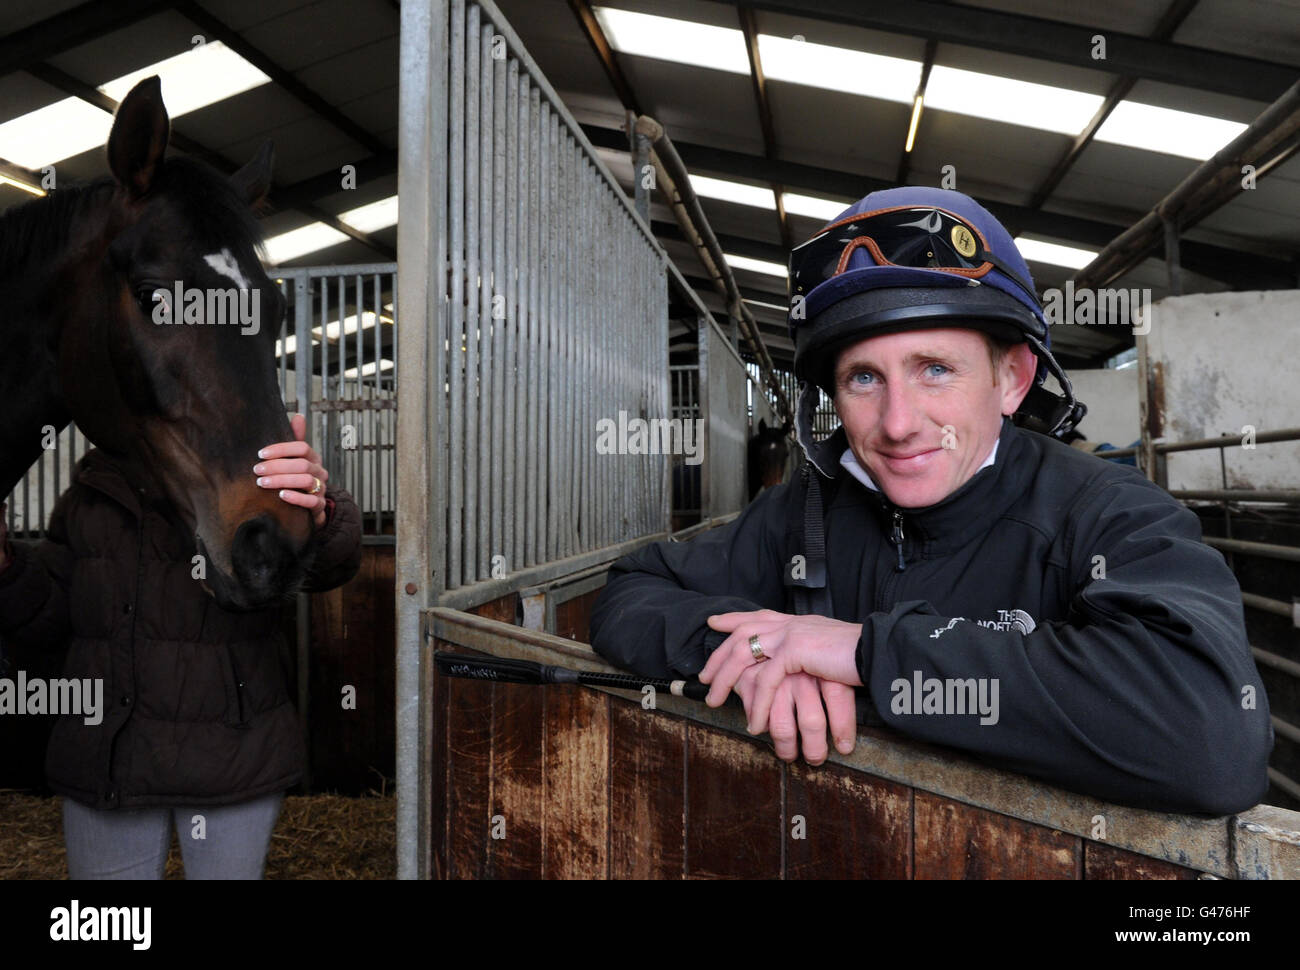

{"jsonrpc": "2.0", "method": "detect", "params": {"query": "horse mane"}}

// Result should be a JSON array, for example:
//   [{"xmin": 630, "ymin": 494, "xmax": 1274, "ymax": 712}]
[
  {"xmin": 0, "ymin": 178, "xmax": 113, "ymax": 280},
  {"xmin": 0, "ymin": 155, "xmax": 266, "ymax": 281}
]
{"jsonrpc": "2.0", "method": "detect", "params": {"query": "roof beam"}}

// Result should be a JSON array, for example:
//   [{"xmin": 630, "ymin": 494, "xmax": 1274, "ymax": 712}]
[
  {"xmin": 175, "ymin": 1, "xmax": 390, "ymax": 158},
  {"xmin": 26, "ymin": 61, "xmax": 394, "ymax": 259},
  {"xmin": 738, "ymin": 0, "xmax": 1297, "ymax": 103},
  {"xmin": 583, "ymin": 123, "xmax": 1296, "ymax": 290},
  {"xmin": 566, "ymin": 0, "xmax": 641, "ymax": 114},
  {"xmin": 737, "ymin": 4, "xmax": 791, "ymax": 252},
  {"xmin": 1028, "ymin": 0, "xmax": 1199, "ymax": 211},
  {"xmin": 273, "ymin": 151, "xmax": 398, "ymax": 210},
  {"xmin": 0, "ymin": 0, "xmax": 172, "ymax": 79}
]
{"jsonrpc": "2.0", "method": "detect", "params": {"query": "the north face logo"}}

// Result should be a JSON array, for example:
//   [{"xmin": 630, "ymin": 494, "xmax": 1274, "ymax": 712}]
[{"xmin": 976, "ymin": 609, "xmax": 1036, "ymax": 635}]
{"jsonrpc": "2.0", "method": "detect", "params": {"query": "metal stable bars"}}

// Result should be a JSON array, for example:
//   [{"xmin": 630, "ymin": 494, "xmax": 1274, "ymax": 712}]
[
  {"xmin": 397, "ymin": 0, "xmax": 683, "ymax": 878},
  {"xmin": 270, "ymin": 264, "xmax": 399, "ymax": 539},
  {"xmin": 3, "ymin": 425, "xmax": 89, "ymax": 539},
  {"xmin": 700, "ymin": 314, "xmax": 749, "ymax": 518},
  {"xmin": 436, "ymin": 0, "xmax": 668, "ymax": 594}
]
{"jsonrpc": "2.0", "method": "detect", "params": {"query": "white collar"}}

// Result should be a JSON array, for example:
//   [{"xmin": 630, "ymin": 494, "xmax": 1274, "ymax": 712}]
[{"xmin": 839, "ymin": 437, "xmax": 999, "ymax": 493}]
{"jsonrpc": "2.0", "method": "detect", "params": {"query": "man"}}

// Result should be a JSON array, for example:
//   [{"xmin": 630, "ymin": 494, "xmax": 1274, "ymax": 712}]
[{"xmin": 590, "ymin": 186, "xmax": 1272, "ymax": 816}]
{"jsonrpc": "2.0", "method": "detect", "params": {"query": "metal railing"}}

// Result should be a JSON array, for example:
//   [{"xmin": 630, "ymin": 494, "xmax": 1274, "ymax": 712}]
[
  {"xmin": 433, "ymin": 0, "xmax": 669, "ymax": 595},
  {"xmin": 271, "ymin": 264, "xmax": 398, "ymax": 538},
  {"xmin": 3, "ymin": 425, "xmax": 90, "ymax": 539},
  {"xmin": 1119, "ymin": 424, "xmax": 1300, "ymax": 803},
  {"xmin": 669, "ymin": 363, "xmax": 701, "ymax": 521}
]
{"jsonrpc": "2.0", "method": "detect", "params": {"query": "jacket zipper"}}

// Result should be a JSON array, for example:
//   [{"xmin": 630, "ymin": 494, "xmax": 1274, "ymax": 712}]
[
  {"xmin": 874, "ymin": 498, "xmax": 906, "ymax": 613},
  {"xmin": 228, "ymin": 649, "xmax": 248, "ymax": 726}
]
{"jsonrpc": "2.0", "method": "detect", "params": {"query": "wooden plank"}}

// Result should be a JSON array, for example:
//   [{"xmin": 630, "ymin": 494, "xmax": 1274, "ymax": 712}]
[
  {"xmin": 307, "ymin": 554, "xmax": 361, "ymax": 790},
  {"xmin": 609, "ymin": 697, "xmax": 686, "ymax": 878},
  {"xmin": 429, "ymin": 636, "xmax": 451, "ymax": 880},
  {"xmin": 303, "ymin": 545, "xmax": 397, "ymax": 792},
  {"xmin": 914, "ymin": 791, "xmax": 1080, "ymax": 879},
  {"xmin": 445, "ymin": 673, "xmax": 494, "ymax": 880},
  {"xmin": 487, "ymin": 682, "xmax": 545, "ymax": 878},
  {"xmin": 369, "ymin": 547, "xmax": 397, "ymax": 787},
  {"xmin": 1084, "ymin": 841, "xmax": 1199, "ymax": 879},
  {"xmin": 471, "ymin": 591, "xmax": 518, "ymax": 624},
  {"xmin": 553, "ymin": 587, "xmax": 600, "ymax": 642},
  {"xmin": 785, "ymin": 761, "xmax": 911, "ymax": 879},
  {"xmin": 685, "ymin": 726, "xmax": 782, "ymax": 878},
  {"xmin": 542, "ymin": 685, "xmax": 610, "ymax": 878}
]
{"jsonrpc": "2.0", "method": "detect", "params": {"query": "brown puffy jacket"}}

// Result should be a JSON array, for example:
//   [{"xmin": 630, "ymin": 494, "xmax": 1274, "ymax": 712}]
[{"xmin": 0, "ymin": 448, "xmax": 362, "ymax": 809}]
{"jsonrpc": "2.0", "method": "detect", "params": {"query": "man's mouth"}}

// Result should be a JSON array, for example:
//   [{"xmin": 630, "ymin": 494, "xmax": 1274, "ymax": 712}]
[{"xmin": 880, "ymin": 447, "xmax": 941, "ymax": 473}]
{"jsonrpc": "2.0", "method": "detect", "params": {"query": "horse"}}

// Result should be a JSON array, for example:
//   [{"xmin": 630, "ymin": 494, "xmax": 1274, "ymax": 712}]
[
  {"xmin": 0, "ymin": 76, "xmax": 311, "ymax": 611},
  {"xmin": 747, "ymin": 418, "xmax": 791, "ymax": 500}
]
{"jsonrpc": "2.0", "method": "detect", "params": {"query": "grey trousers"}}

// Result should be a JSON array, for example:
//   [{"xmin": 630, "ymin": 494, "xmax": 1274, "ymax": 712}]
[{"xmin": 62, "ymin": 792, "xmax": 284, "ymax": 880}]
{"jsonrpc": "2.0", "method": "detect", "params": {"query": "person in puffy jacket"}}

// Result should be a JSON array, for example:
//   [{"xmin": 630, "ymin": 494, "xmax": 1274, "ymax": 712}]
[
  {"xmin": 590, "ymin": 187, "xmax": 1272, "ymax": 816},
  {"xmin": 0, "ymin": 414, "xmax": 361, "ymax": 878}
]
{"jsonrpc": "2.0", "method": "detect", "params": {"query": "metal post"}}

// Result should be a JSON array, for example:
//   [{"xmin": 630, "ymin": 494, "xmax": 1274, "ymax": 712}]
[
  {"xmin": 630, "ymin": 110, "xmax": 651, "ymax": 234},
  {"xmin": 294, "ymin": 273, "xmax": 312, "ymax": 792},
  {"xmin": 396, "ymin": 0, "xmax": 447, "ymax": 881}
]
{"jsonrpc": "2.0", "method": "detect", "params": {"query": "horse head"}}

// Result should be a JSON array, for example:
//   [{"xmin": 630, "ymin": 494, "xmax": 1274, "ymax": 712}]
[{"xmin": 55, "ymin": 76, "xmax": 311, "ymax": 611}]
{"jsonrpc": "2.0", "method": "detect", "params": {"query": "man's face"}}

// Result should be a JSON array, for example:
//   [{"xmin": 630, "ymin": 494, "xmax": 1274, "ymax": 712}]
[{"xmin": 832, "ymin": 327, "xmax": 1035, "ymax": 509}]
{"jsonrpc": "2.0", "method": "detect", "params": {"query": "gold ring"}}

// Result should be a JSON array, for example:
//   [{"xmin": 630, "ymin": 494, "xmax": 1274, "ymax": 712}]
[
  {"xmin": 310, "ymin": 476, "xmax": 323, "ymax": 496},
  {"xmin": 749, "ymin": 635, "xmax": 768, "ymax": 663}
]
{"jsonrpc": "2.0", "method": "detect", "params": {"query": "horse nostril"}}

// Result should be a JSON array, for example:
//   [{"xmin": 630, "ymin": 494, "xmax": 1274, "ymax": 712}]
[{"xmin": 230, "ymin": 515, "xmax": 299, "ymax": 596}]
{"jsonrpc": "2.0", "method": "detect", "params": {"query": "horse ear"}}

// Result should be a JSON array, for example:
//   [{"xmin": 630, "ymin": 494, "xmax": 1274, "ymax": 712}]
[
  {"xmin": 758, "ymin": 418, "xmax": 768, "ymax": 432},
  {"xmin": 231, "ymin": 141, "xmax": 275, "ymax": 210},
  {"xmin": 107, "ymin": 76, "xmax": 169, "ymax": 198}
]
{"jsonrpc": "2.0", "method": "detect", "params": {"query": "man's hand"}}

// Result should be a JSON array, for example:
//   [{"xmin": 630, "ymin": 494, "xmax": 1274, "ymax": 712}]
[
  {"xmin": 700, "ymin": 609, "xmax": 864, "ymax": 744},
  {"xmin": 730, "ymin": 665, "xmax": 858, "ymax": 762},
  {"xmin": 253, "ymin": 413, "xmax": 330, "ymax": 529}
]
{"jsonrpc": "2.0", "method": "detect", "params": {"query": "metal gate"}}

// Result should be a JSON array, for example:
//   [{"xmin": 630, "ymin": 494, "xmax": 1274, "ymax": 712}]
[{"xmin": 396, "ymin": 0, "xmax": 676, "ymax": 878}]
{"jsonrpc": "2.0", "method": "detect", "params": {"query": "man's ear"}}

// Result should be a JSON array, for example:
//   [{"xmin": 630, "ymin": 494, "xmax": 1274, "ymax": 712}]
[{"xmin": 1000, "ymin": 342, "xmax": 1039, "ymax": 416}]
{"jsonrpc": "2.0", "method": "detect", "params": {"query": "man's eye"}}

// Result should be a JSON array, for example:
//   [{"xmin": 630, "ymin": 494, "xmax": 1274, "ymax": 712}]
[
  {"xmin": 851, "ymin": 371, "xmax": 875, "ymax": 386},
  {"xmin": 925, "ymin": 363, "xmax": 950, "ymax": 377}
]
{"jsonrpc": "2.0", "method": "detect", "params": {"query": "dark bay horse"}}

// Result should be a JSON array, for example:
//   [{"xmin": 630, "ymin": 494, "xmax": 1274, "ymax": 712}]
[
  {"xmin": 0, "ymin": 76, "xmax": 311, "ymax": 611},
  {"xmin": 747, "ymin": 418, "xmax": 790, "ymax": 500}
]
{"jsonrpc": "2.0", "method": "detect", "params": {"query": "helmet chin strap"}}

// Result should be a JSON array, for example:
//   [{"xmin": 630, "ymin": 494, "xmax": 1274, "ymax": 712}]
[
  {"xmin": 1019, "ymin": 333, "xmax": 1087, "ymax": 437},
  {"xmin": 794, "ymin": 381, "xmax": 839, "ymax": 479}
]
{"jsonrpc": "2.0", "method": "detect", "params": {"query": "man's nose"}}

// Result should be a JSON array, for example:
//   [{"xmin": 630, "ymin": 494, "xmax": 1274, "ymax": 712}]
[{"xmin": 878, "ymin": 381, "xmax": 925, "ymax": 441}]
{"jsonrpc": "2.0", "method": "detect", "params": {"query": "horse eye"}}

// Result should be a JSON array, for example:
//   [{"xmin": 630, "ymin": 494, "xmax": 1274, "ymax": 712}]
[{"xmin": 136, "ymin": 287, "xmax": 163, "ymax": 316}]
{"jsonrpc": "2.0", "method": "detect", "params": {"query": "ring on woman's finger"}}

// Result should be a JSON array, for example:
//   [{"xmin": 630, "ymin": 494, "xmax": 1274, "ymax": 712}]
[{"xmin": 749, "ymin": 635, "xmax": 768, "ymax": 663}]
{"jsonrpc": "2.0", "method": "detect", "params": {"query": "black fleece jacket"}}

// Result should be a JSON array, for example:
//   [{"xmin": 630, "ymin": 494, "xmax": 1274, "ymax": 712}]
[
  {"xmin": 590, "ymin": 417, "xmax": 1273, "ymax": 816},
  {"xmin": 0, "ymin": 448, "xmax": 362, "ymax": 809}
]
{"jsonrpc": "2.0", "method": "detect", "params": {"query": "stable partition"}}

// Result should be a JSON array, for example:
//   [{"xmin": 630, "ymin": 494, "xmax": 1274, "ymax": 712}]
[
  {"xmin": 700, "ymin": 315, "xmax": 749, "ymax": 519},
  {"xmin": 427, "ymin": 607, "xmax": 1300, "ymax": 880},
  {"xmin": 397, "ymin": 0, "xmax": 677, "ymax": 877}
]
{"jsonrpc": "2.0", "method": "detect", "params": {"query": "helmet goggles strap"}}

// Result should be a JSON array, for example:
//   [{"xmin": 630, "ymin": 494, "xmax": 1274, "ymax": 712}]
[{"xmin": 789, "ymin": 206, "xmax": 1041, "ymax": 312}]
